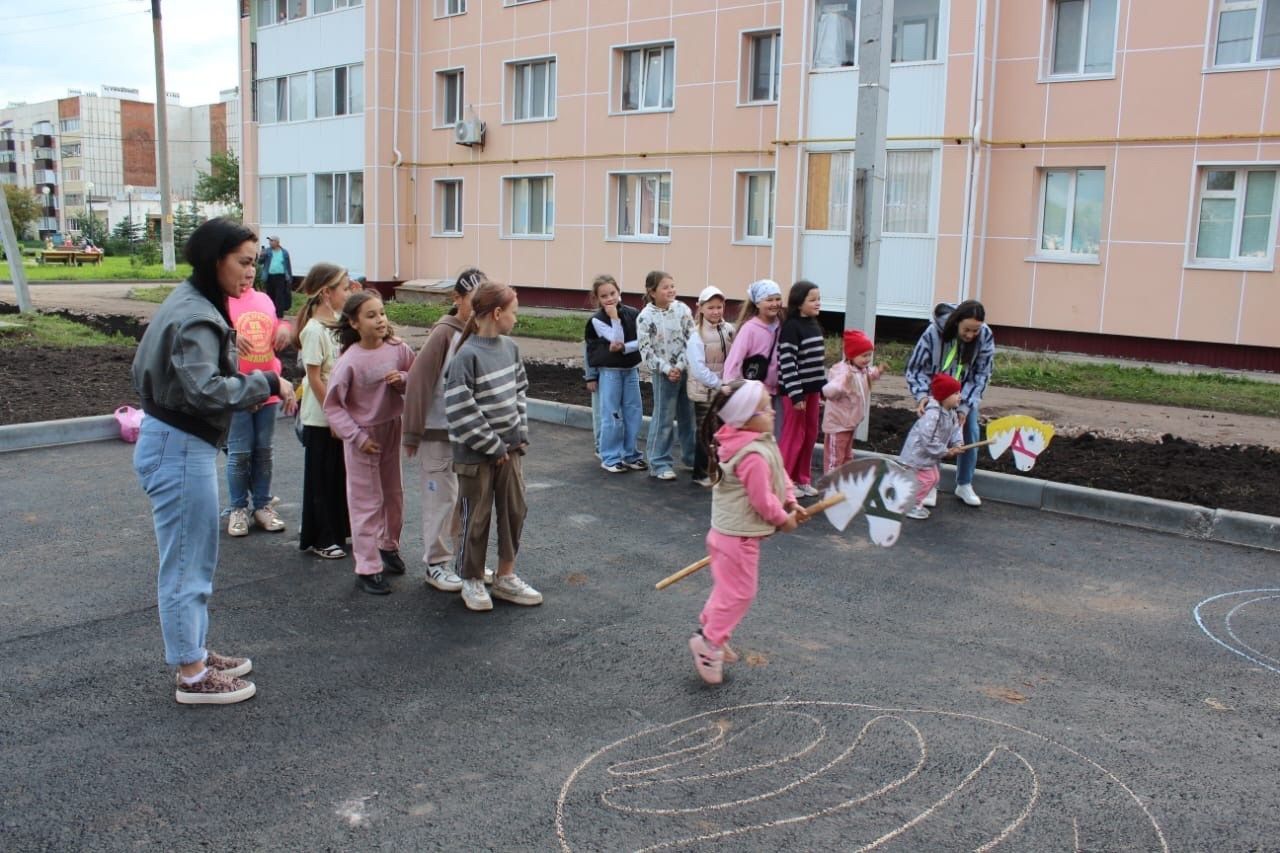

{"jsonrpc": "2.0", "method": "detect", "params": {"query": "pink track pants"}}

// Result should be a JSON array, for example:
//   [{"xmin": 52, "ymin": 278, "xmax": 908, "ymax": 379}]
[
  {"xmin": 699, "ymin": 529, "xmax": 760, "ymax": 647},
  {"xmin": 342, "ymin": 419, "xmax": 404, "ymax": 576}
]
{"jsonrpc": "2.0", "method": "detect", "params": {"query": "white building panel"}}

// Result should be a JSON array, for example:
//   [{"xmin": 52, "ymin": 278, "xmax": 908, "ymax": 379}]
[
  {"xmin": 256, "ymin": 8, "xmax": 365, "ymax": 79},
  {"xmin": 258, "ymin": 117, "xmax": 364, "ymax": 175}
]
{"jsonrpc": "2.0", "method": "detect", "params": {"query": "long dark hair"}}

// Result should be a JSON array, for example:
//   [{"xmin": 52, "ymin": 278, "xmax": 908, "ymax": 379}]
[
  {"xmin": 696, "ymin": 380, "xmax": 748, "ymax": 488},
  {"xmin": 292, "ymin": 262, "xmax": 347, "ymax": 349},
  {"xmin": 449, "ymin": 267, "xmax": 487, "ymax": 316},
  {"xmin": 940, "ymin": 300, "xmax": 986, "ymax": 370},
  {"xmin": 786, "ymin": 280, "xmax": 819, "ymax": 319},
  {"xmin": 185, "ymin": 217, "xmax": 256, "ymax": 325},
  {"xmin": 332, "ymin": 291, "xmax": 394, "ymax": 353},
  {"xmin": 456, "ymin": 281, "xmax": 517, "ymax": 351}
]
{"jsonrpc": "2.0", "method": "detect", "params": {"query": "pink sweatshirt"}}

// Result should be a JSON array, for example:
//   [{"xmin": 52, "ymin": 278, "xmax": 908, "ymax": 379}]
[
  {"xmin": 229, "ymin": 288, "xmax": 287, "ymax": 404},
  {"xmin": 722, "ymin": 317, "xmax": 781, "ymax": 395},
  {"xmin": 323, "ymin": 339, "xmax": 415, "ymax": 448},
  {"xmin": 715, "ymin": 424, "xmax": 795, "ymax": 527},
  {"xmin": 822, "ymin": 360, "xmax": 882, "ymax": 433}
]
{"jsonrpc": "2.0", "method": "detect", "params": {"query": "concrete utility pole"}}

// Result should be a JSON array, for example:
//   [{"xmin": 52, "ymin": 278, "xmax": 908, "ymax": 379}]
[
  {"xmin": 151, "ymin": 0, "xmax": 176, "ymax": 270},
  {"xmin": 846, "ymin": 0, "xmax": 893, "ymax": 440},
  {"xmin": 0, "ymin": 190, "xmax": 33, "ymax": 313}
]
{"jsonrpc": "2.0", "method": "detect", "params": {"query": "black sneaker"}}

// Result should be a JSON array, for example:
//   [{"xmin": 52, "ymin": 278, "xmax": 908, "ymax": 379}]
[
  {"xmin": 378, "ymin": 549, "xmax": 407, "ymax": 575},
  {"xmin": 357, "ymin": 573, "xmax": 393, "ymax": 595}
]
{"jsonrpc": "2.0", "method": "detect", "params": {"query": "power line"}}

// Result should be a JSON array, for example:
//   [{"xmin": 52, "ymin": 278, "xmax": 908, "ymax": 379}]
[
  {"xmin": 5, "ymin": 0, "xmax": 139, "ymax": 22},
  {"xmin": 7, "ymin": 6, "xmax": 148, "ymax": 36}
]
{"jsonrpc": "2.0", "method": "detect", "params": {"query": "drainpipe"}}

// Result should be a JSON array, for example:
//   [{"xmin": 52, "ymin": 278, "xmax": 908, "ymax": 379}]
[
  {"xmin": 391, "ymin": 0, "xmax": 403, "ymax": 280},
  {"xmin": 958, "ymin": 0, "xmax": 988, "ymax": 302}
]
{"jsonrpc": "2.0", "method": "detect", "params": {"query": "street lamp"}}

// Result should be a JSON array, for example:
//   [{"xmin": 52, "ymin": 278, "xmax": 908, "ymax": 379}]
[
  {"xmin": 85, "ymin": 181, "xmax": 94, "ymax": 240},
  {"xmin": 40, "ymin": 186, "xmax": 50, "ymax": 238},
  {"xmin": 125, "ymin": 184, "xmax": 133, "ymax": 234}
]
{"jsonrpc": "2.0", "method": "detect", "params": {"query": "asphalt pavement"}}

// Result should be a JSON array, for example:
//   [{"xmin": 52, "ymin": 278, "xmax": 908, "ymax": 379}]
[{"xmin": 2, "ymin": 424, "xmax": 1279, "ymax": 851}]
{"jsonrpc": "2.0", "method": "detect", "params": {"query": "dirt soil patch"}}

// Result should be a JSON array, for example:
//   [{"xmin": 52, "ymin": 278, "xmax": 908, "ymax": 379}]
[{"xmin": 2, "ymin": 320, "xmax": 1277, "ymax": 513}]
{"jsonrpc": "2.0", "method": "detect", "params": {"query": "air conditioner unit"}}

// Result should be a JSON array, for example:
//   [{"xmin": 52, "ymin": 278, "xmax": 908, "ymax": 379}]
[{"xmin": 454, "ymin": 118, "xmax": 485, "ymax": 147}]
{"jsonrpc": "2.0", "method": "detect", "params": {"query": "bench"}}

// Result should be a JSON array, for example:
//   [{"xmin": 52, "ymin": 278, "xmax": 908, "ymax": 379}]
[
  {"xmin": 39, "ymin": 250, "xmax": 78, "ymax": 266},
  {"xmin": 75, "ymin": 251, "xmax": 103, "ymax": 266}
]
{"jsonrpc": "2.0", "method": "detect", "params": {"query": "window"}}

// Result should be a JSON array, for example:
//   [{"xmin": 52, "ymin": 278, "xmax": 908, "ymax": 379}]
[
  {"xmin": 437, "ymin": 69, "xmax": 464, "ymax": 127},
  {"xmin": 883, "ymin": 150, "xmax": 932, "ymax": 233},
  {"xmin": 314, "ymin": 0, "xmax": 332, "ymax": 11},
  {"xmin": 63, "ymin": 193, "xmax": 84, "ymax": 206},
  {"xmin": 506, "ymin": 175, "xmax": 553, "ymax": 237},
  {"xmin": 612, "ymin": 172, "xmax": 672, "ymax": 240},
  {"xmin": 289, "ymin": 0, "xmax": 306, "ymax": 19},
  {"xmin": 59, "ymin": 118, "xmax": 80, "ymax": 133},
  {"xmin": 508, "ymin": 58, "xmax": 556, "ymax": 121},
  {"xmin": 619, "ymin": 44, "xmax": 674, "ymax": 112},
  {"xmin": 735, "ymin": 171, "xmax": 775, "ymax": 242},
  {"xmin": 1038, "ymin": 168, "xmax": 1104, "ymax": 257},
  {"xmin": 259, "ymin": 175, "xmax": 308, "ymax": 225},
  {"xmin": 1213, "ymin": 0, "xmax": 1280, "ymax": 66},
  {"xmin": 436, "ymin": 179, "xmax": 462, "ymax": 235},
  {"xmin": 61, "ymin": 144, "xmax": 81, "ymax": 158},
  {"xmin": 436, "ymin": 0, "xmax": 465, "ymax": 15},
  {"xmin": 892, "ymin": 0, "xmax": 940, "ymax": 62},
  {"xmin": 63, "ymin": 167, "xmax": 82, "ymax": 182},
  {"xmin": 1048, "ymin": 0, "xmax": 1117, "ymax": 77},
  {"xmin": 1193, "ymin": 167, "xmax": 1279, "ymax": 265},
  {"xmin": 813, "ymin": 0, "xmax": 857, "ymax": 68},
  {"xmin": 290, "ymin": 73, "xmax": 309, "ymax": 120},
  {"xmin": 257, "ymin": 0, "xmax": 284, "ymax": 23},
  {"xmin": 314, "ymin": 171, "xmax": 364, "ymax": 224},
  {"xmin": 316, "ymin": 64, "xmax": 364, "ymax": 118},
  {"xmin": 258, "ymin": 74, "xmax": 311, "ymax": 122},
  {"xmin": 805, "ymin": 151, "xmax": 852, "ymax": 231},
  {"xmin": 744, "ymin": 31, "xmax": 781, "ymax": 103}
]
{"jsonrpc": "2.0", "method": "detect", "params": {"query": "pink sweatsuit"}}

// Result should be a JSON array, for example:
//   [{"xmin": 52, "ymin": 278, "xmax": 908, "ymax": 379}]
[
  {"xmin": 700, "ymin": 425, "xmax": 796, "ymax": 647},
  {"xmin": 323, "ymin": 339, "xmax": 416, "ymax": 575}
]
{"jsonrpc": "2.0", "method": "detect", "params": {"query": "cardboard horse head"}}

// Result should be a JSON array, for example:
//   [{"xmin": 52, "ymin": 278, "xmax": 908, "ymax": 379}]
[
  {"xmin": 815, "ymin": 458, "xmax": 918, "ymax": 547},
  {"xmin": 985, "ymin": 415, "xmax": 1056, "ymax": 472}
]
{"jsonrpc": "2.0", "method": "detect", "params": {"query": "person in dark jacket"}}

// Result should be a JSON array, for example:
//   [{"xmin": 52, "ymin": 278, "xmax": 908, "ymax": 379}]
[
  {"xmin": 132, "ymin": 217, "xmax": 297, "ymax": 705},
  {"xmin": 257, "ymin": 236, "xmax": 294, "ymax": 318},
  {"xmin": 584, "ymin": 274, "xmax": 646, "ymax": 474}
]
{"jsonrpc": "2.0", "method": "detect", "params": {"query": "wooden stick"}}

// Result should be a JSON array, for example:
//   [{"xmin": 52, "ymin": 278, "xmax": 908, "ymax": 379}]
[
  {"xmin": 654, "ymin": 493, "xmax": 849, "ymax": 590},
  {"xmin": 953, "ymin": 437, "xmax": 997, "ymax": 453}
]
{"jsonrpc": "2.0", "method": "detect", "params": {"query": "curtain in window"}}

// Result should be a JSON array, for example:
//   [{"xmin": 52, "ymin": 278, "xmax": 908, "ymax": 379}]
[
  {"xmin": 639, "ymin": 176, "xmax": 658, "ymax": 236},
  {"xmin": 315, "ymin": 70, "xmax": 334, "ymax": 119},
  {"xmin": 348, "ymin": 173, "xmax": 363, "ymax": 224},
  {"xmin": 617, "ymin": 176, "xmax": 633, "ymax": 235},
  {"xmin": 884, "ymin": 150, "xmax": 931, "ymax": 233},
  {"xmin": 814, "ymin": 0, "xmax": 857, "ymax": 67},
  {"xmin": 623, "ymin": 52, "xmax": 642, "ymax": 110},
  {"xmin": 1241, "ymin": 170, "xmax": 1277, "ymax": 257},
  {"xmin": 315, "ymin": 174, "xmax": 335, "ymax": 224},
  {"xmin": 275, "ymin": 177, "xmax": 289, "ymax": 225},
  {"xmin": 275, "ymin": 79, "xmax": 288, "ymax": 122},
  {"xmin": 805, "ymin": 152, "xmax": 852, "ymax": 231},
  {"xmin": 643, "ymin": 49, "xmax": 664, "ymax": 109},
  {"xmin": 289, "ymin": 176, "xmax": 307, "ymax": 225}
]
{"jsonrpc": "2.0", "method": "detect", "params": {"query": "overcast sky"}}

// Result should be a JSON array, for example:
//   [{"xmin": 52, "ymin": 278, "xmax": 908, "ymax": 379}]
[{"xmin": 1, "ymin": 0, "xmax": 239, "ymax": 108}]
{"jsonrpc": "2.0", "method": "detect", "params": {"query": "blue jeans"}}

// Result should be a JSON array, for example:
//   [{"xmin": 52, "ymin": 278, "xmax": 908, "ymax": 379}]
[
  {"xmin": 590, "ymin": 389, "xmax": 602, "ymax": 454},
  {"xmin": 598, "ymin": 367, "xmax": 643, "ymax": 466},
  {"xmin": 134, "ymin": 418, "xmax": 221, "ymax": 666},
  {"xmin": 646, "ymin": 373, "xmax": 696, "ymax": 475},
  {"xmin": 957, "ymin": 403, "xmax": 980, "ymax": 486},
  {"xmin": 226, "ymin": 403, "xmax": 278, "ymax": 510}
]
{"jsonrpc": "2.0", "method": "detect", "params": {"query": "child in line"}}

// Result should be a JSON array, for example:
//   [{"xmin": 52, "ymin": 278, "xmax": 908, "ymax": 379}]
[
  {"xmin": 585, "ymin": 274, "xmax": 646, "ymax": 474},
  {"xmin": 322, "ymin": 292, "xmax": 416, "ymax": 595},
  {"xmin": 445, "ymin": 281, "xmax": 542, "ymax": 612},
  {"xmin": 225, "ymin": 275, "xmax": 293, "ymax": 537},
  {"xmin": 688, "ymin": 380, "xmax": 803, "ymax": 685},
  {"xmin": 403, "ymin": 268, "xmax": 485, "ymax": 593},
  {"xmin": 723, "ymin": 279, "xmax": 785, "ymax": 439},
  {"xmin": 637, "ymin": 270, "xmax": 696, "ymax": 481},
  {"xmin": 898, "ymin": 373, "xmax": 965, "ymax": 521},
  {"xmin": 777, "ymin": 281, "xmax": 826, "ymax": 497},
  {"xmin": 686, "ymin": 285, "xmax": 736, "ymax": 487},
  {"xmin": 821, "ymin": 329, "xmax": 882, "ymax": 474},
  {"xmin": 294, "ymin": 262, "xmax": 353, "ymax": 559}
]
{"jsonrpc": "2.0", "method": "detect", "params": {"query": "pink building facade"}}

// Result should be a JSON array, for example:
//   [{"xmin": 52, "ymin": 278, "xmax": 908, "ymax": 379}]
[{"xmin": 240, "ymin": 1, "xmax": 1280, "ymax": 364}]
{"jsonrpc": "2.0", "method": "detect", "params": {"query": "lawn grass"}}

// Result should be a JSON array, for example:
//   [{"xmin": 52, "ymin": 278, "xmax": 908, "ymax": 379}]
[
  {"xmin": 3, "ymin": 256, "xmax": 191, "ymax": 282},
  {"xmin": 0, "ymin": 313, "xmax": 133, "ymax": 348},
  {"xmin": 123, "ymin": 287, "xmax": 1280, "ymax": 417}
]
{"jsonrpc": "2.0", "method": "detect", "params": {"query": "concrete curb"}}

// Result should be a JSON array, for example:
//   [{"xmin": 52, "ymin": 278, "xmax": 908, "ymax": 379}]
[{"xmin": 2, "ymin": 398, "xmax": 1276, "ymax": 552}]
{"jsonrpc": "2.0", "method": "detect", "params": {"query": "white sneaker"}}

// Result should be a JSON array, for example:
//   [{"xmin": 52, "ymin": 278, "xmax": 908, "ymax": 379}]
[
  {"xmin": 923, "ymin": 488, "xmax": 938, "ymax": 508},
  {"xmin": 654, "ymin": 469, "xmax": 677, "ymax": 481},
  {"xmin": 227, "ymin": 508, "xmax": 250, "ymax": 537},
  {"xmin": 490, "ymin": 573, "xmax": 543, "ymax": 606},
  {"xmin": 905, "ymin": 506, "xmax": 931, "ymax": 520},
  {"xmin": 955, "ymin": 484, "xmax": 982, "ymax": 507},
  {"xmin": 461, "ymin": 579, "xmax": 492, "ymax": 611},
  {"xmin": 796, "ymin": 483, "xmax": 820, "ymax": 498},
  {"xmin": 253, "ymin": 506, "xmax": 285, "ymax": 532},
  {"xmin": 425, "ymin": 562, "xmax": 463, "ymax": 592},
  {"xmin": 483, "ymin": 566, "xmax": 495, "ymax": 585}
]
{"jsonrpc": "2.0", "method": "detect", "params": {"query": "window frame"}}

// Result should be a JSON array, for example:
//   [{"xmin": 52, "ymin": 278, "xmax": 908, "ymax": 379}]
[
  {"xmin": 258, "ymin": 174, "xmax": 308, "ymax": 226},
  {"xmin": 314, "ymin": 172, "xmax": 365, "ymax": 225},
  {"xmin": 883, "ymin": 149, "xmax": 935, "ymax": 235},
  {"xmin": 740, "ymin": 29, "xmax": 782, "ymax": 105},
  {"xmin": 1032, "ymin": 166, "xmax": 1106, "ymax": 264},
  {"xmin": 504, "ymin": 174, "xmax": 555, "ymax": 239},
  {"xmin": 1187, "ymin": 163, "xmax": 1280, "ymax": 270},
  {"xmin": 608, "ymin": 170, "xmax": 673, "ymax": 243},
  {"xmin": 614, "ymin": 42, "xmax": 676, "ymax": 114},
  {"xmin": 802, "ymin": 149, "xmax": 853, "ymax": 234},
  {"xmin": 1209, "ymin": 0, "xmax": 1280, "ymax": 69},
  {"xmin": 734, "ymin": 169, "xmax": 776, "ymax": 244},
  {"xmin": 435, "ymin": 178, "xmax": 464, "ymax": 237},
  {"xmin": 435, "ymin": 0, "xmax": 465, "ymax": 17},
  {"xmin": 1042, "ymin": 0, "xmax": 1120, "ymax": 81},
  {"xmin": 315, "ymin": 65, "xmax": 363, "ymax": 119},
  {"xmin": 258, "ymin": 73, "xmax": 311, "ymax": 123},
  {"xmin": 435, "ymin": 67, "xmax": 465, "ymax": 129},
  {"xmin": 505, "ymin": 56, "xmax": 557, "ymax": 123}
]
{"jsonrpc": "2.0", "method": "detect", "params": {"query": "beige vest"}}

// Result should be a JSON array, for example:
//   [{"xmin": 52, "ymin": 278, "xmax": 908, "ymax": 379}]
[
  {"xmin": 711, "ymin": 434, "xmax": 790, "ymax": 537},
  {"xmin": 688, "ymin": 322, "xmax": 732, "ymax": 403}
]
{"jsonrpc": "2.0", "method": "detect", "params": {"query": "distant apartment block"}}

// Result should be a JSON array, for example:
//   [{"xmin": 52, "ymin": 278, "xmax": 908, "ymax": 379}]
[{"xmin": 239, "ymin": 1, "xmax": 1280, "ymax": 363}]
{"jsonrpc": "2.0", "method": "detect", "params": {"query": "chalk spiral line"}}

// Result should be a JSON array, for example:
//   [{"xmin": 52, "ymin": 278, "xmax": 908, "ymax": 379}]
[
  {"xmin": 554, "ymin": 700, "xmax": 1169, "ymax": 853},
  {"xmin": 1192, "ymin": 589, "xmax": 1280, "ymax": 675}
]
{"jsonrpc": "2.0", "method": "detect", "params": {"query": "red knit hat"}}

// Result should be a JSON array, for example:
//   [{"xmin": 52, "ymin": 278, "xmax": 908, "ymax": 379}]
[
  {"xmin": 930, "ymin": 372, "xmax": 962, "ymax": 402},
  {"xmin": 842, "ymin": 329, "xmax": 874, "ymax": 360}
]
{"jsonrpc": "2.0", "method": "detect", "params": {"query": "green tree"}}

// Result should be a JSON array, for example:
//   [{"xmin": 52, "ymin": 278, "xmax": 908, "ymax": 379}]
[
  {"xmin": 106, "ymin": 217, "xmax": 144, "ymax": 256},
  {"xmin": 195, "ymin": 150, "xmax": 240, "ymax": 214},
  {"xmin": 81, "ymin": 213, "xmax": 109, "ymax": 248},
  {"xmin": 174, "ymin": 201, "xmax": 205, "ymax": 248},
  {"xmin": 3, "ymin": 185, "xmax": 42, "ymax": 239}
]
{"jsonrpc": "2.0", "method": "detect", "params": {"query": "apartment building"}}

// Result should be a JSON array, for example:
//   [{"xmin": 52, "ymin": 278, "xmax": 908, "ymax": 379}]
[
  {"xmin": 239, "ymin": 1, "xmax": 1280, "ymax": 365},
  {"xmin": 0, "ymin": 87, "xmax": 242, "ymax": 239}
]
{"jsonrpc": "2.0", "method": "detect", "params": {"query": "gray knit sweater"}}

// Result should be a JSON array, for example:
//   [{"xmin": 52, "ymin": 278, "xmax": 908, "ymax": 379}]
[{"xmin": 444, "ymin": 334, "xmax": 529, "ymax": 463}]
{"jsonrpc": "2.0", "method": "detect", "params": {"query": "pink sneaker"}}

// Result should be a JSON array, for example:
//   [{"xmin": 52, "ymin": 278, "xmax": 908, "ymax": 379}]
[{"xmin": 689, "ymin": 632, "xmax": 724, "ymax": 685}]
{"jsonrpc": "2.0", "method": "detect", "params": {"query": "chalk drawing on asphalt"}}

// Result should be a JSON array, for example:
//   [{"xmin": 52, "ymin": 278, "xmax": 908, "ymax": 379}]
[
  {"xmin": 556, "ymin": 701, "xmax": 1167, "ymax": 852},
  {"xmin": 1193, "ymin": 589, "xmax": 1280, "ymax": 675}
]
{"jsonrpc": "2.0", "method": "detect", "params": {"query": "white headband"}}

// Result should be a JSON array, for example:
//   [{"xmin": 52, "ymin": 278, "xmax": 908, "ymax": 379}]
[
  {"xmin": 718, "ymin": 381, "xmax": 767, "ymax": 427},
  {"xmin": 747, "ymin": 279, "xmax": 782, "ymax": 304}
]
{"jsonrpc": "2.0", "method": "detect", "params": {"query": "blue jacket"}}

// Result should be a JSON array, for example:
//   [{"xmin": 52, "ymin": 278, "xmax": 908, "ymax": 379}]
[
  {"xmin": 257, "ymin": 246, "xmax": 293, "ymax": 287},
  {"xmin": 904, "ymin": 302, "xmax": 995, "ymax": 418}
]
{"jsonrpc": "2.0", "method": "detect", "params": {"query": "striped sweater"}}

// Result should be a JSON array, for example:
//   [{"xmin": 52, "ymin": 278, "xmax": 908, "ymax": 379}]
[
  {"xmin": 778, "ymin": 316, "xmax": 827, "ymax": 403},
  {"xmin": 444, "ymin": 334, "xmax": 529, "ymax": 464}
]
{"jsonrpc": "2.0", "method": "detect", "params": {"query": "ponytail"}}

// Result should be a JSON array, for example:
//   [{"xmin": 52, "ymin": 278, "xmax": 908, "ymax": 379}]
[
  {"xmin": 696, "ymin": 380, "xmax": 747, "ymax": 487},
  {"xmin": 455, "ymin": 280, "xmax": 516, "ymax": 352},
  {"xmin": 292, "ymin": 262, "xmax": 348, "ymax": 349}
]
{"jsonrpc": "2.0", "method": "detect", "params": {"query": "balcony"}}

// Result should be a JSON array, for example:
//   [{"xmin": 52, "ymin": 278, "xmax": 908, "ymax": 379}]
[
  {"xmin": 32, "ymin": 133, "xmax": 54, "ymax": 148},
  {"xmin": 34, "ymin": 169, "xmax": 58, "ymax": 185},
  {"xmin": 1, "ymin": 161, "xmax": 15, "ymax": 174},
  {"xmin": 38, "ymin": 217, "xmax": 59, "ymax": 232},
  {"xmin": 1, "ymin": 137, "xmax": 14, "ymax": 151},
  {"xmin": 35, "ymin": 157, "xmax": 56, "ymax": 170}
]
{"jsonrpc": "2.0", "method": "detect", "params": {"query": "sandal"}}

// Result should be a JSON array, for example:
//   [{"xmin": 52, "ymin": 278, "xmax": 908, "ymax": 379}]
[{"xmin": 309, "ymin": 544, "xmax": 346, "ymax": 560}]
